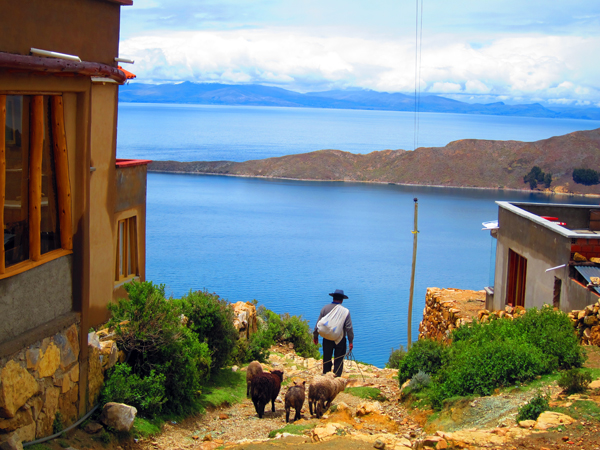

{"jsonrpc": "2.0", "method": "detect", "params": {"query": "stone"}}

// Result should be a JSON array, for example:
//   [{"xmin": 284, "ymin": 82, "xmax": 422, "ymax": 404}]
[
  {"xmin": 84, "ymin": 422, "xmax": 104, "ymax": 434},
  {"xmin": 65, "ymin": 325, "xmax": 80, "ymax": 358},
  {"xmin": 15, "ymin": 421, "xmax": 36, "ymax": 443},
  {"xmin": 0, "ymin": 361, "xmax": 39, "ymax": 418},
  {"xmin": 54, "ymin": 333, "xmax": 77, "ymax": 371},
  {"xmin": 374, "ymin": 439, "xmax": 385, "ymax": 449},
  {"xmin": 534, "ymin": 411, "xmax": 576, "ymax": 430},
  {"xmin": 578, "ymin": 310, "xmax": 587, "ymax": 320},
  {"xmin": 356, "ymin": 401, "xmax": 382, "ymax": 417},
  {"xmin": 27, "ymin": 396, "xmax": 43, "ymax": 421},
  {"xmin": 68, "ymin": 364, "xmax": 80, "ymax": 383},
  {"xmin": 584, "ymin": 315, "xmax": 599, "ymax": 326},
  {"xmin": 231, "ymin": 302, "xmax": 258, "ymax": 340},
  {"xmin": 26, "ymin": 348, "xmax": 42, "ymax": 371},
  {"xmin": 0, "ymin": 409, "xmax": 34, "ymax": 432},
  {"xmin": 100, "ymin": 402, "xmax": 137, "ymax": 432},
  {"xmin": 100, "ymin": 340, "xmax": 118, "ymax": 371},
  {"xmin": 588, "ymin": 379, "xmax": 600, "ymax": 389},
  {"xmin": 36, "ymin": 386, "xmax": 61, "ymax": 438},
  {"xmin": 0, "ymin": 435, "xmax": 23, "ymax": 450},
  {"xmin": 231, "ymin": 366, "xmax": 239, "ymax": 372},
  {"xmin": 87, "ymin": 345, "xmax": 104, "ymax": 409},
  {"xmin": 38, "ymin": 343, "xmax": 61, "ymax": 378},
  {"xmin": 311, "ymin": 423, "xmax": 343, "ymax": 442},
  {"xmin": 518, "ymin": 420, "xmax": 536, "ymax": 428}
]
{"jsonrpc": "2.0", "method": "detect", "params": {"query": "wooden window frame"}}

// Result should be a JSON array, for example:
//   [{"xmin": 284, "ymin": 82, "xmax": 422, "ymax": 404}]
[
  {"xmin": 0, "ymin": 94, "xmax": 72, "ymax": 279},
  {"xmin": 115, "ymin": 215, "xmax": 138, "ymax": 283},
  {"xmin": 506, "ymin": 249, "xmax": 527, "ymax": 307}
]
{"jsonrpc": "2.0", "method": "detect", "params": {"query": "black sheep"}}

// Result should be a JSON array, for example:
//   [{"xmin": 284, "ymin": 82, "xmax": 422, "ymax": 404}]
[
  {"xmin": 251, "ymin": 370, "xmax": 284, "ymax": 418},
  {"xmin": 285, "ymin": 380, "xmax": 306, "ymax": 423}
]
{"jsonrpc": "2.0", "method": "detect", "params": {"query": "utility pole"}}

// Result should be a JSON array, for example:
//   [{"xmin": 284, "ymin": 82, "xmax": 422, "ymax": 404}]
[{"xmin": 407, "ymin": 198, "xmax": 419, "ymax": 349}]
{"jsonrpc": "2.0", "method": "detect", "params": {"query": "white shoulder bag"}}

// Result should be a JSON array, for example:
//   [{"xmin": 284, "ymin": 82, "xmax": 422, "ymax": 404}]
[{"xmin": 317, "ymin": 305, "xmax": 349, "ymax": 344}]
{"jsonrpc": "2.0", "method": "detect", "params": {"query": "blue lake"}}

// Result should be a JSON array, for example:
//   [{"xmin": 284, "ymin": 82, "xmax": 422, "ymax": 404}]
[
  {"xmin": 117, "ymin": 103, "xmax": 600, "ymax": 367},
  {"xmin": 145, "ymin": 173, "xmax": 599, "ymax": 368}
]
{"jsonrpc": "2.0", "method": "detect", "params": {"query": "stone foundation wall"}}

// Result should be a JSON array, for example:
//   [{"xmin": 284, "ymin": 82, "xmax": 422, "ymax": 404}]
[
  {"xmin": 0, "ymin": 322, "xmax": 121, "ymax": 445},
  {"xmin": 0, "ymin": 323, "xmax": 80, "ymax": 444}
]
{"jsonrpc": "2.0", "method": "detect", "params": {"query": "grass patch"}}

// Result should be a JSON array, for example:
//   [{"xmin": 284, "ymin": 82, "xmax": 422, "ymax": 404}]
[
  {"xmin": 26, "ymin": 445, "xmax": 52, "ymax": 450},
  {"xmin": 344, "ymin": 387, "xmax": 387, "ymax": 402},
  {"xmin": 132, "ymin": 417, "xmax": 163, "ymax": 439},
  {"xmin": 198, "ymin": 369, "xmax": 246, "ymax": 410},
  {"xmin": 552, "ymin": 400, "xmax": 600, "ymax": 422},
  {"xmin": 268, "ymin": 423, "xmax": 315, "ymax": 438}
]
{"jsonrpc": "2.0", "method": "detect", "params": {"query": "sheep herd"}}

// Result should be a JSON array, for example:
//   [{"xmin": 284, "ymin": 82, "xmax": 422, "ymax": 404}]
[{"xmin": 246, "ymin": 360, "xmax": 348, "ymax": 422}]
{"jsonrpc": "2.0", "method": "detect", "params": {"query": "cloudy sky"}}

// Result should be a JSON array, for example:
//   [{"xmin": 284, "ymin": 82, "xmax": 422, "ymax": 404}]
[{"xmin": 119, "ymin": 0, "xmax": 600, "ymax": 106}]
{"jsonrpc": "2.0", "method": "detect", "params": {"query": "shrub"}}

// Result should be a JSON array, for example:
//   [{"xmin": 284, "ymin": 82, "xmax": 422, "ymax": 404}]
[
  {"xmin": 386, "ymin": 346, "xmax": 407, "ymax": 369},
  {"xmin": 177, "ymin": 290, "xmax": 239, "ymax": 374},
  {"xmin": 516, "ymin": 390, "xmax": 550, "ymax": 422},
  {"xmin": 408, "ymin": 370, "xmax": 431, "ymax": 393},
  {"xmin": 398, "ymin": 339, "xmax": 448, "ymax": 385},
  {"xmin": 573, "ymin": 168, "xmax": 600, "ymax": 186},
  {"xmin": 101, "ymin": 363, "xmax": 167, "ymax": 416},
  {"xmin": 434, "ymin": 339, "xmax": 551, "ymax": 401},
  {"xmin": 558, "ymin": 369, "xmax": 592, "ymax": 395},
  {"xmin": 524, "ymin": 166, "xmax": 551, "ymax": 189},
  {"xmin": 108, "ymin": 281, "xmax": 212, "ymax": 415}
]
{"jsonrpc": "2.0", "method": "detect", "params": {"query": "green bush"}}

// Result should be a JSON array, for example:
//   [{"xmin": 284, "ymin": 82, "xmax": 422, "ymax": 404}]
[
  {"xmin": 516, "ymin": 390, "xmax": 550, "ymax": 422},
  {"xmin": 101, "ymin": 363, "xmax": 167, "ymax": 416},
  {"xmin": 408, "ymin": 370, "xmax": 431, "ymax": 393},
  {"xmin": 386, "ymin": 346, "xmax": 407, "ymax": 369},
  {"xmin": 108, "ymin": 281, "xmax": 212, "ymax": 415},
  {"xmin": 558, "ymin": 369, "xmax": 592, "ymax": 395},
  {"xmin": 524, "ymin": 166, "xmax": 551, "ymax": 189},
  {"xmin": 177, "ymin": 290, "xmax": 239, "ymax": 374},
  {"xmin": 435, "ymin": 339, "xmax": 550, "ymax": 400},
  {"xmin": 398, "ymin": 339, "xmax": 448, "ymax": 385}
]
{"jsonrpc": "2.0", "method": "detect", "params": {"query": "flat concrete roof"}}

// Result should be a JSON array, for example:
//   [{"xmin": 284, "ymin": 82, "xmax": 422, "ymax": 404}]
[{"xmin": 496, "ymin": 201, "xmax": 600, "ymax": 239}]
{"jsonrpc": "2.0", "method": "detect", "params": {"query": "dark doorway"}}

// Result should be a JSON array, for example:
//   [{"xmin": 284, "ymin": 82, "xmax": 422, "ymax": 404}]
[
  {"xmin": 553, "ymin": 277, "xmax": 562, "ymax": 309},
  {"xmin": 506, "ymin": 249, "xmax": 527, "ymax": 307}
]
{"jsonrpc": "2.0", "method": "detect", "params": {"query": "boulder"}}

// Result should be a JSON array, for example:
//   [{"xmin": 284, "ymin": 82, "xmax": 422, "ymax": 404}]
[
  {"xmin": 0, "ymin": 435, "xmax": 23, "ymax": 450},
  {"xmin": 231, "ymin": 302, "xmax": 258, "ymax": 339},
  {"xmin": 534, "ymin": 411, "xmax": 576, "ymax": 430},
  {"xmin": 100, "ymin": 402, "xmax": 137, "ymax": 432}
]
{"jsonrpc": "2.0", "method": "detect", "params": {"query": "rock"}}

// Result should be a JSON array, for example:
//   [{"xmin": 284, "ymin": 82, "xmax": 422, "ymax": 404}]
[
  {"xmin": 219, "ymin": 414, "xmax": 229, "ymax": 420},
  {"xmin": 534, "ymin": 411, "xmax": 576, "ymax": 430},
  {"xmin": 518, "ymin": 420, "xmax": 536, "ymax": 428},
  {"xmin": 311, "ymin": 423, "xmax": 344, "ymax": 442},
  {"xmin": 100, "ymin": 340, "xmax": 118, "ymax": 370},
  {"xmin": 231, "ymin": 366, "xmax": 239, "ymax": 372},
  {"xmin": 37, "ymin": 342, "xmax": 61, "ymax": 378},
  {"xmin": 100, "ymin": 402, "xmax": 137, "ymax": 432},
  {"xmin": 54, "ymin": 331, "xmax": 78, "ymax": 370},
  {"xmin": 231, "ymin": 302, "xmax": 258, "ymax": 340},
  {"xmin": 589, "ymin": 379, "xmax": 600, "ymax": 389},
  {"xmin": 374, "ymin": 438, "xmax": 385, "ymax": 449},
  {"xmin": 356, "ymin": 401, "xmax": 382, "ymax": 417},
  {"xmin": 84, "ymin": 422, "xmax": 104, "ymax": 434},
  {"xmin": 0, "ymin": 409, "xmax": 34, "ymax": 432},
  {"xmin": 0, "ymin": 361, "xmax": 39, "ymax": 418},
  {"xmin": 0, "ymin": 435, "xmax": 23, "ymax": 450}
]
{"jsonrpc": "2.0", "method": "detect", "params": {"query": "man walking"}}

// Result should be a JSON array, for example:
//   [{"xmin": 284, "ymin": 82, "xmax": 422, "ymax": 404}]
[{"xmin": 313, "ymin": 289, "xmax": 354, "ymax": 377}]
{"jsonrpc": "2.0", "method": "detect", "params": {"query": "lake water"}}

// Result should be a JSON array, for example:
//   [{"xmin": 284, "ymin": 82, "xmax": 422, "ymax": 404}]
[
  {"xmin": 117, "ymin": 103, "xmax": 600, "ymax": 162},
  {"xmin": 117, "ymin": 103, "xmax": 600, "ymax": 367}
]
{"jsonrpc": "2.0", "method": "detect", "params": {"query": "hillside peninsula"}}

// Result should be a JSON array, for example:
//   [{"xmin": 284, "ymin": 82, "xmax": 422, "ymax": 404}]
[{"xmin": 148, "ymin": 128, "xmax": 600, "ymax": 196}]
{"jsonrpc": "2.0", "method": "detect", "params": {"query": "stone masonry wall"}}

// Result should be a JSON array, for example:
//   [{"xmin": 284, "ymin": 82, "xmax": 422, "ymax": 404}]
[
  {"xmin": 568, "ymin": 299, "xmax": 600, "ymax": 345},
  {"xmin": 0, "ymin": 323, "xmax": 121, "ymax": 445},
  {"xmin": 418, "ymin": 288, "xmax": 486, "ymax": 344},
  {"xmin": 0, "ymin": 324, "xmax": 80, "ymax": 444}
]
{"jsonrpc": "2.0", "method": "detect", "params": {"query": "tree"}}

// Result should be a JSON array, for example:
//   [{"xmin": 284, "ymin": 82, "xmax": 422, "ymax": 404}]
[
  {"xmin": 524, "ymin": 166, "xmax": 550, "ymax": 189},
  {"xmin": 573, "ymin": 168, "xmax": 599, "ymax": 186}
]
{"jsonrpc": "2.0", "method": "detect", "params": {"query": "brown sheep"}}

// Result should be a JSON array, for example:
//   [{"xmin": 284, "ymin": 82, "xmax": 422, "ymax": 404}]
[
  {"xmin": 308, "ymin": 376, "xmax": 347, "ymax": 418},
  {"xmin": 246, "ymin": 361, "xmax": 263, "ymax": 397},
  {"xmin": 284, "ymin": 381, "xmax": 306, "ymax": 423},
  {"xmin": 251, "ymin": 370, "xmax": 284, "ymax": 418}
]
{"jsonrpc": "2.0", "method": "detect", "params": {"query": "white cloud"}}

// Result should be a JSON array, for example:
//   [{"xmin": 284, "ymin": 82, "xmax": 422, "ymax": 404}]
[{"xmin": 120, "ymin": 29, "xmax": 600, "ymax": 103}]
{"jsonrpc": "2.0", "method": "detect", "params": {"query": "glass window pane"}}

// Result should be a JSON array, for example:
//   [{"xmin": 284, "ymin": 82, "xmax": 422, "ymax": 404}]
[
  {"xmin": 40, "ymin": 97, "xmax": 61, "ymax": 254},
  {"xmin": 4, "ymin": 96, "xmax": 29, "ymax": 267}
]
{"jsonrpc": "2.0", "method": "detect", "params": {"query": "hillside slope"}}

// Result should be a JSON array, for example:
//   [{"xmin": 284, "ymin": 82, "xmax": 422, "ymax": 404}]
[{"xmin": 149, "ymin": 128, "xmax": 600, "ymax": 196}]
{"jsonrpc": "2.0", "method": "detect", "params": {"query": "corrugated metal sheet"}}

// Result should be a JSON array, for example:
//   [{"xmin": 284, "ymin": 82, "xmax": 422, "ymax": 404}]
[{"xmin": 574, "ymin": 265, "xmax": 600, "ymax": 294}]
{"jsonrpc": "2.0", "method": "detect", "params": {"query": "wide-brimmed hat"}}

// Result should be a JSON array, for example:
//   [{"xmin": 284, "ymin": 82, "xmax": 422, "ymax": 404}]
[{"xmin": 329, "ymin": 289, "xmax": 348, "ymax": 299}]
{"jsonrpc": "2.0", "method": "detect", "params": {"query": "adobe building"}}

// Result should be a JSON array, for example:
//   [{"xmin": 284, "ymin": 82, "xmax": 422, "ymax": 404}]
[
  {"xmin": 489, "ymin": 202, "xmax": 600, "ymax": 312},
  {"xmin": 0, "ymin": 0, "xmax": 149, "ymax": 443}
]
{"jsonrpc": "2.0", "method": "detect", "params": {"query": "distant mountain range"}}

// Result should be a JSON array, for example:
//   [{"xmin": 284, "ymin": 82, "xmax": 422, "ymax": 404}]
[
  {"xmin": 148, "ymin": 128, "xmax": 600, "ymax": 196},
  {"xmin": 119, "ymin": 82, "xmax": 600, "ymax": 120}
]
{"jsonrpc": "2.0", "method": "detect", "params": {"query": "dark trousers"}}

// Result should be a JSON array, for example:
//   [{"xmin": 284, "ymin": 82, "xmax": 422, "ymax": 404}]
[{"xmin": 322, "ymin": 338, "xmax": 346, "ymax": 377}]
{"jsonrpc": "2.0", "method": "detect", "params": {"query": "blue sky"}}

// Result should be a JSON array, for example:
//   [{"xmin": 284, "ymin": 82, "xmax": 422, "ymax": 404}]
[{"xmin": 119, "ymin": 0, "xmax": 600, "ymax": 106}]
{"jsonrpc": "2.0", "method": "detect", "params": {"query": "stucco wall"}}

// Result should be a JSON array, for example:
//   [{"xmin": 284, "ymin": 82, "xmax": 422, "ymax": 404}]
[
  {"xmin": 2, "ymin": 0, "xmax": 121, "ymax": 65},
  {"xmin": 0, "ymin": 256, "xmax": 73, "ymax": 344},
  {"xmin": 493, "ymin": 207, "xmax": 572, "ymax": 311}
]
